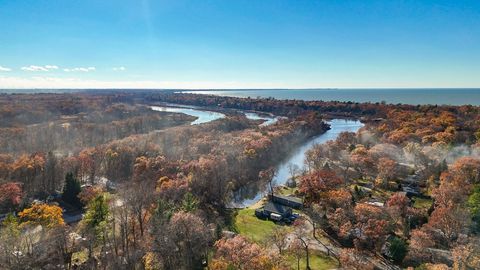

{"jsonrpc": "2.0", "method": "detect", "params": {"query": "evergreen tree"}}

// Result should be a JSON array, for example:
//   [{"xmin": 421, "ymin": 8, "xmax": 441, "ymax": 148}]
[
  {"xmin": 388, "ymin": 237, "xmax": 408, "ymax": 264},
  {"xmin": 83, "ymin": 194, "xmax": 109, "ymax": 229},
  {"xmin": 81, "ymin": 193, "xmax": 110, "ymax": 260},
  {"xmin": 468, "ymin": 185, "xmax": 480, "ymax": 233},
  {"xmin": 62, "ymin": 172, "xmax": 81, "ymax": 207},
  {"xmin": 181, "ymin": 192, "xmax": 198, "ymax": 212}
]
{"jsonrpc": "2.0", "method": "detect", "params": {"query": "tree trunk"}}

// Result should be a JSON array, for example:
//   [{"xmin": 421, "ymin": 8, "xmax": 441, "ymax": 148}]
[
  {"xmin": 305, "ymin": 245, "xmax": 310, "ymax": 270},
  {"xmin": 138, "ymin": 211, "xmax": 144, "ymax": 236}
]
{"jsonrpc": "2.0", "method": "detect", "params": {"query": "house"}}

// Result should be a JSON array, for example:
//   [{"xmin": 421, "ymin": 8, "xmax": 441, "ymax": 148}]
[
  {"xmin": 271, "ymin": 194, "xmax": 303, "ymax": 209},
  {"xmin": 256, "ymin": 201, "xmax": 293, "ymax": 221},
  {"xmin": 264, "ymin": 201, "xmax": 292, "ymax": 217},
  {"xmin": 401, "ymin": 185, "xmax": 421, "ymax": 197},
  {"xmin": 254, "ymin": 193, "xmax": 303, "ymax": 222}
]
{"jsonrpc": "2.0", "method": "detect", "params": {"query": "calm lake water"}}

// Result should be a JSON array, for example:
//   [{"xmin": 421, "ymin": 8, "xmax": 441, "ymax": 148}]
[
  {"xmin": 232, "ymin": 119, "xmax": 364, "ymax": 207},
  {"xmin": 151, "ymin": 105, "xmax": 225, "ymax": 125},
  {"xmin": 3, "ymin": 88, "xmax": 479, "ymax": 106},
  {"xmin": 181, "ymin": 88, "xmax": 480, "ymax": 106}
]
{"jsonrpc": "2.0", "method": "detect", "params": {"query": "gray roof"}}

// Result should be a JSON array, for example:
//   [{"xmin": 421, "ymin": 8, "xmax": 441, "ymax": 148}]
[
  {"xmin": 264, "ymin": 201, "xmax": 291, "ymax": 215},
  {"xmin": 272, "ymin": 194, "xmax": 303, "ymax": 204}
]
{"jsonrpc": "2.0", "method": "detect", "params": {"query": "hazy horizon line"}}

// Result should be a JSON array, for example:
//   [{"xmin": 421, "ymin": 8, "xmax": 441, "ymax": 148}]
[{"xmin": 1, "ymin": 87, "xmax": 480, "ymax": 91}]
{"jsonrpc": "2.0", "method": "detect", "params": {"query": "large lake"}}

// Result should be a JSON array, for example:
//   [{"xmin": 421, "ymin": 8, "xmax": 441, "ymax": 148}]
[
  {"xmin": 3, "ymin": 88, "xmax": 479, "ymax": 106},
  {"xmin": 181, "ymin": 88, "xmax": 480, "ymax": 106}
]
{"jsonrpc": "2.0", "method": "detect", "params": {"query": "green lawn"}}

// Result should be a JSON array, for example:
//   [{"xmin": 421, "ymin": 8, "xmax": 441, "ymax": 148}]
[
  {"xmin": 286, "ymin": 251, "xmax": 338, "ymax": 270},
  {"xmin": 234, "ymin": 208, "xmax": 278, "ymax": 243},
  {"xmin": 234, "ymin": 209, "xmax": 339, "ymax": 270},
  {"xmin": 413, "ymin": 197, "xmax": 433, "ymax": 209}
]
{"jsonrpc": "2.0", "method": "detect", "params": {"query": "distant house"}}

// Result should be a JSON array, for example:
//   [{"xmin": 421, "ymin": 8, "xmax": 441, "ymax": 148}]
[
  {"xmin": 271, "ymin": 194, "xmax": 303, "ymax": 209},
  {"xmin": 401, "ymin": 185, "xmax": 421, "ymax": 197},
  {"xmin": 366, "ymin": 201, "xmax": 384, "ymax": 207}
]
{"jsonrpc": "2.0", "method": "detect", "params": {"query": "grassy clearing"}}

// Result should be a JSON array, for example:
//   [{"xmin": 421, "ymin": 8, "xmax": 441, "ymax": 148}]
[
  {"xmin": 413, "ymin": 197, "xmax": 433, "ymax": 209},
  {"xmin": 234, "ymin": 208, "xmax": 278, "ymax": 243},
  {"xmin": 286, "ymin": 251, "xmax": 338, "ymax": 270},
  {"xmin": 234, "ymin": 208, "xmax": 338, "ymax": 270}
]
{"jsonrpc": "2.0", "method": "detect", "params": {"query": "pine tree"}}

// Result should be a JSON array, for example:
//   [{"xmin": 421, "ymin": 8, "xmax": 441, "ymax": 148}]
[{"xmin": 62, "ymin": 172, "xmax": 81, "ymax": 207}]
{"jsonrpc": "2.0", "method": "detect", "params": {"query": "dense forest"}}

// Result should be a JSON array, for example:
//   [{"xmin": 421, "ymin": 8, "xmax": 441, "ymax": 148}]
[{"xmin": 0, "ymin": 91, "xmax": 479, "ymax": 270}]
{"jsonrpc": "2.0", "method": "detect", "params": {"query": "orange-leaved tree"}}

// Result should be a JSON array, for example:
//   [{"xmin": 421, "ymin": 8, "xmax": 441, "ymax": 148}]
[{"xmin": 18, "ymin": 203, "xmax": 64, "ymax": 228}]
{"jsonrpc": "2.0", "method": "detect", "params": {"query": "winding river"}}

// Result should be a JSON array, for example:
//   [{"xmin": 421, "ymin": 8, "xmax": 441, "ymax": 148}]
[
  {"xmin": 150, "ymin": 105, "xmax": 363, "ymax": 207},
  {"xmin": 232, "ymin": 119, "xmax": 364, "ymax": 207},
  {"xmin": 151, "ymin": 105, "xmax": 225, "ymax": 125},
  {"xmin": 151, "ymin": 105, "xmax": 280, "ymax": 126}
]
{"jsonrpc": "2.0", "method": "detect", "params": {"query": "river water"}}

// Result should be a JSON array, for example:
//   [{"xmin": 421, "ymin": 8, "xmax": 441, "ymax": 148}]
[
  {"xmin": 150, "ymin": 105, "xmax": 363, "ymax": 207},
  {"xmin": 151, "ymin": 105, "xmax": 225, "ymax": 125},
  {"xmin": 151, "ymin": 105, "xmax": 280, "ymax": 126},
  {"xmin": 232, "ymin": 119, "xmax": 364, "ymax": 207},
  {"xmin": 244, "ymin": 112, "xmax": 281, "ymax": 126}
]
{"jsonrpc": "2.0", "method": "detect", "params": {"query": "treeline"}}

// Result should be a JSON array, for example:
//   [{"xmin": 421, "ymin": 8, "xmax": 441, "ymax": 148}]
[
  {"xmin": 136, "ymin": 91, "xmax": 480, "ymax": 145},
  {"xmin": 0, "ymin": 101, "xmax": 195, "ymax": 154},
  {"xmin": 0, "ymin": 111, "xmax": 194, "ymax": 154}
]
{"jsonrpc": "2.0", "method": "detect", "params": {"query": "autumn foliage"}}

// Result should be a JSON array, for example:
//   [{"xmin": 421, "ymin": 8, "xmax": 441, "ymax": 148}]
[
  {"xmin": 1, "ymin": 91, "xmax": 480, "ymax": 269},
  {"xmin": 18, "ymin": 203, "xmax": 64, "ymax": 228},
  {"xmin": 213, "ymin": 235, "xmax": 283, "ymax": 270},
  {"xmin": 0, "ymin": 182, "xmax": 22, "ymax": 211},
  {"xmin": 299, "ymin": 169, "xmax": 344, "ymax": 203}
]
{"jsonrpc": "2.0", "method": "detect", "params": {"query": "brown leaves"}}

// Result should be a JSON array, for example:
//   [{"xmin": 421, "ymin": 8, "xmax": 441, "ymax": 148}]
[
  {"xmin": 213, "ymin": 235, "xmax": 282, "ymax": 270},
  {"xmin": 339, "ymin": 248, "xmax": 375, "ymax": 270},
  {"xmin": 427, "ymin": 206, "xmax": 470, "ymax": 246},
  {"xmin": 299, "ymin": 169, "xmax": 344, "ymax": 203},
  {"xmin": 0, "ymin": 182, "xmax": 23, "ymax": 210}
]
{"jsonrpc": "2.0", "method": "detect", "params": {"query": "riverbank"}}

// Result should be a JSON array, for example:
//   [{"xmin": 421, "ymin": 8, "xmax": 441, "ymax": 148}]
[
  {"xmin": 149, "ymin": 103, "xmax": 364, "ymax": 209},
  {"xmin": 232, "ymin": 119, "xmax": 364, "ymax": 208},
  {"xmin": 151, "ymin": 105, "xmax": 225, "ymax": 125}
]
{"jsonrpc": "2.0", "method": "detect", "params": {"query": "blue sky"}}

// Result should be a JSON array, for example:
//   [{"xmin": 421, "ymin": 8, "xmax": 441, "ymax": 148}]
[{"xmin": 0, "ymin": 0, "xmax": 479, "ymax": 88}]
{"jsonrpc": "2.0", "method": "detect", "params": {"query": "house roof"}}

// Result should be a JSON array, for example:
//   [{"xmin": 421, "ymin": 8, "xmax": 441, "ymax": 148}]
[
  {"xmin": 264, "ymin": 201, "xmax": 291, "ymax": 215},
  {"xmin": 272, "ymin": 194, "xmax": 303, "ymax": 204}
]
